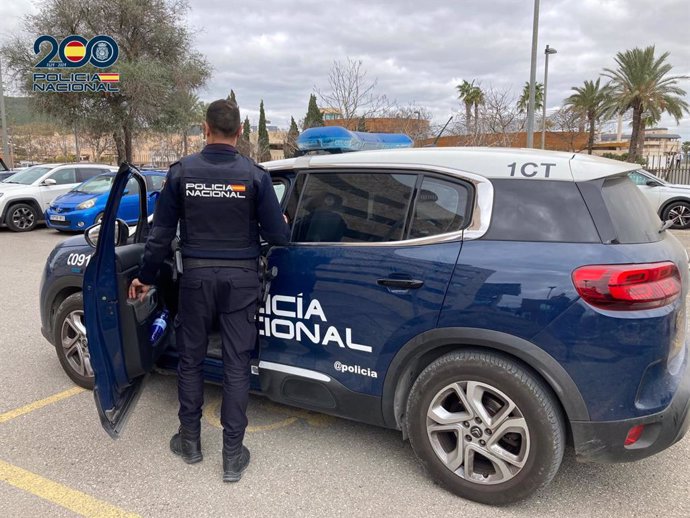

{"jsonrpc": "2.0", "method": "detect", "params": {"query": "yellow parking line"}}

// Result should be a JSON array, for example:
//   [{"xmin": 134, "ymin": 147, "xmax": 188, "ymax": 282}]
[
  {"xmin": 0, "ymin": 387, "xmax": 85, "ymax": 424},
  {"xmin": 0, "ymin": 459, "xmax": 141, "ymax": 518}
]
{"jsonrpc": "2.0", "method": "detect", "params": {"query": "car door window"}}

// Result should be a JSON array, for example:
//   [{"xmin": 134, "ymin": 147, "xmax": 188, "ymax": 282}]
[
  {"xmin": 628, "ymin": 171, "xmax": 649, "ymax": 185},
  {"xmin": 146, "ymin": 175, "xmax": 166, "ymax": 192},
  {"xmin": 48, "ymin": 168, "xmax": 77, "ymax": 185},
  {"xmin": 409, "ymin": 177, "xmax": 471, "ymax": 239},
  {"xmin": 292, "ymin": 172, "xmax": 417, "ymax": 243},
  {"xmin": 76, "ymin": 167, "xmax": 105, "ymax": 182},
  {"xmin": 125, "ymin": 177, "xmax": 140, "ymax": 195},
  {"xmin": 273, "ymin": 180, "xmax": 287, "ymax": 203}
]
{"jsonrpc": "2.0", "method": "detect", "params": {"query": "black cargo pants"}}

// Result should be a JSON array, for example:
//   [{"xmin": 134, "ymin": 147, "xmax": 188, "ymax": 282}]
[{"xmin": 175, "ymin": 265, "xmax": 260, "ymax": 450}]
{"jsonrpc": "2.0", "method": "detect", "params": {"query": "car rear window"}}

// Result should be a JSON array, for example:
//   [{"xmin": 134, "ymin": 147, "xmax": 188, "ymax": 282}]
[
  {"xmin": 483, "ymin": 179, "xmax": 600, "ymax": 242},
  {"xmin": 601, "ymin": 176, "xmax": 662, "ymax": 243}
]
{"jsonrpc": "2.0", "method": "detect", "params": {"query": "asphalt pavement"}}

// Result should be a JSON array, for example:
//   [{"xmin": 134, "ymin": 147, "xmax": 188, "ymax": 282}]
[{"xmin": 1, "ymin": 226, "xmax": 690, "ymax": 517}]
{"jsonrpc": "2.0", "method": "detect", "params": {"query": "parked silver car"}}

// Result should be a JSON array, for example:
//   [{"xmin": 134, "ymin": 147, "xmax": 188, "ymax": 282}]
[{"xmin": 629, "ymin": 170, "xmax": 690, "ymax": 229}]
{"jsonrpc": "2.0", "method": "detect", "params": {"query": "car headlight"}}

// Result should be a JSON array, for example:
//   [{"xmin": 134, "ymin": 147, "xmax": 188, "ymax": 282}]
[{"xmin": 77, "ymin": 198, "xmax": 96, "ymax": 210}]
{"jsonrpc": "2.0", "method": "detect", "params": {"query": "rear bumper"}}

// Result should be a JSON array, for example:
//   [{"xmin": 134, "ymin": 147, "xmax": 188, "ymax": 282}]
[{"xmin": 571, "ymin": 355, "xmax": 690, "ymax": 463}]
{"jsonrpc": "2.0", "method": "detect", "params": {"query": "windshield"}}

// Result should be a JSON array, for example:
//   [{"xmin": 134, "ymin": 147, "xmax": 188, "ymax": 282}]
[
  {"xmin": 74, "ymin": 174, "xmax": 115, "ymax": 194},
  {"xmin": 4, "ymin": 165, "xmax": 52, "ymax": 185}
]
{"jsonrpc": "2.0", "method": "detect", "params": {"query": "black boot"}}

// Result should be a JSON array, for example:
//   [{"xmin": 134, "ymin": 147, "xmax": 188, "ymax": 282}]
[
  {"xmin": 222, "ymin": 444, "xmax": 250, "ymax": 483},
  {"xmin": 170, "ymin": 427, "xmax": 203, "ymax": 464}
]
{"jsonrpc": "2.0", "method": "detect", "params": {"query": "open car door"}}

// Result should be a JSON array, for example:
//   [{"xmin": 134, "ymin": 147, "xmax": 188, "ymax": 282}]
[{"xmin": 84, "ymin": 163, "xmax": 169, "ymax": 438}]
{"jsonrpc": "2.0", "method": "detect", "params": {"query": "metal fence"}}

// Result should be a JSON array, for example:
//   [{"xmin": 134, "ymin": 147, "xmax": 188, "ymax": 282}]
[{"xmin": 645, "ymin": 155, "xmax": 690, "ymax": 184}]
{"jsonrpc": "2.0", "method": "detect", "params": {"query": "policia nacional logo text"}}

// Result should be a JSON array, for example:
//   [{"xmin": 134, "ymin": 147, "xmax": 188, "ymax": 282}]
[
  {"xmin": 33, "ymin": 35, "xmax": 121, "ymax": 93},
  {"xmin": 185, "ymin": 182, "xmax": 247, "ymax": 199}
]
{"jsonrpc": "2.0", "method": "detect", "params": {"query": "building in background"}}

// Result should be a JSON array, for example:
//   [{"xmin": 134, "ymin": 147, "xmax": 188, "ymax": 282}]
[
  {"xmin": 249, "ymin": 125, "xmax": 287, "ymax": 161},
  {"xmin": 319, "ymin": 108, "xmax": 431, "ymax": 143},
  {"xmin": 593, "ymin": 128, "xmax": 681, "ymax": 167}
]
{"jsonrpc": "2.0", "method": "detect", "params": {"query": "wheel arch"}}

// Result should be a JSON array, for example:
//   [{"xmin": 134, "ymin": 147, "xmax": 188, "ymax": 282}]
[
  {"xmin": 2, "ymin": 197, "xmax": 44, "ymax": 224},
  {"xmin": 45, "ymin": 283, "xmax": 83, "ymax": 346},
  {"xmin": 658, "ymin": 196, "xmax": 690, "ymax": 218},
  {"xmin": 382, "ymin": 327, "xmax": 589, "ymax": 434}
]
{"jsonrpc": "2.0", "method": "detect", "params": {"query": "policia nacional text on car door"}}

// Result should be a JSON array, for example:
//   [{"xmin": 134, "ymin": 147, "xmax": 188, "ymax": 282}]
[{"xmin": 260, "ymin": 169, "xmax": 471, "ymax": 415}]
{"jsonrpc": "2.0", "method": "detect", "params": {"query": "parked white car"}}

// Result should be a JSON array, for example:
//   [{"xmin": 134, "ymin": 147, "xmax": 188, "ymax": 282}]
[
  {"xmin": 628, "ymin": 170, "xmax": 690, "ymax": 229},
  {"xmin": 0, "ymin": 163, "xmax": 116, "ymax": 232}
]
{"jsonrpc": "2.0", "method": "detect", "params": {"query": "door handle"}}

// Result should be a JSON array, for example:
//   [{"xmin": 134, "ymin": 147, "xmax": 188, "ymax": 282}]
[{"xmin": 377, "ymin": 278, "xmax": 424, "ymax": 290}]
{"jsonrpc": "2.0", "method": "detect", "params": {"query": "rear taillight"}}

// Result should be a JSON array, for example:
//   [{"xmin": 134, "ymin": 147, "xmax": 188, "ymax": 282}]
[{"xmin": 572, "ymin": 262, "xmax": 681, "ymax": 310}]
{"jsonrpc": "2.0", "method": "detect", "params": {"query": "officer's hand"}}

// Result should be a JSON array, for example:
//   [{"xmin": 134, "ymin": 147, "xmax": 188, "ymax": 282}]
[{"xmin": 128, "ymin": 278, "xmax": 151, "ymax": 301}]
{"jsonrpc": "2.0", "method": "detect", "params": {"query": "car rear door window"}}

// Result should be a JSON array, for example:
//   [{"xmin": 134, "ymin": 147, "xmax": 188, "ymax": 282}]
[
  {"xmin": 292, "ymin": 172, "xmax": 417, "ymax": 243},
  {"xmin": 409, "ymin": 177, "xmax": 470, "ymax": 239},
  {"xmin": 76, "ymin": 167, "xmax": 104, "ymax": 182},
  {"xmin": 49, "ymin": 168, "xmax": 77, "ymax": 185}
]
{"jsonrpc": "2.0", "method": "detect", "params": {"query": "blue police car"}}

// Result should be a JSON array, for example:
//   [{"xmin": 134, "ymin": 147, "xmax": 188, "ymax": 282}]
[
  {"xmin": 39, "ymin": 133, "xmax": 690, "ymax": 504},
  {"xmin": 45, "ymin": 170, "xmax": 166, "ymax": 231}
]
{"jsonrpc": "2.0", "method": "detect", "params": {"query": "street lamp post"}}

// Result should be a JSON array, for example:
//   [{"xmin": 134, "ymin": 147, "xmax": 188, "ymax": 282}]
[
  {"xmin": 526, "ymin": 0, "xmax": 540, "ymax": 148},
  {"xmin": 541, "ymin": 45, "xmax": 557, "ymax": 150}
]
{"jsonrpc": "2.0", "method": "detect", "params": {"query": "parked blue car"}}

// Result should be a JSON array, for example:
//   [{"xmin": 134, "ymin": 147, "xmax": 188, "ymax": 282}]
[{"xmin": 45, "ymin": 170, "xmax": 166, "ymax": 231}]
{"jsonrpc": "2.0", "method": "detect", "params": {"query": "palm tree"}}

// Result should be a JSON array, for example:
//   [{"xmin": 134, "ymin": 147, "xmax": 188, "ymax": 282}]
[
  {"xmin": 603, "ymin": 46, "xmax": 689, "ymax": 162},
  {"xmin": 517, "ymin": 82, "xmax": 544, "ymax": 114},
  {"xmin": 456, "ymin": 80, "xmax": 475, "ymax": 134},
  {"xmin": 467, "ymin": 85, "xmax": 485, "ymax": 134},
  {"xmin": 564, "ymin": 78, "xmax": 615, "ymax": 154}
]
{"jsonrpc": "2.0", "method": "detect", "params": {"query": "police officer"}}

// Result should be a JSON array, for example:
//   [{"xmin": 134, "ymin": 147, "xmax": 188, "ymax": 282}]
[{"xmin": 128, "ymin": 99, "xmax": 290, "ymax": 482}]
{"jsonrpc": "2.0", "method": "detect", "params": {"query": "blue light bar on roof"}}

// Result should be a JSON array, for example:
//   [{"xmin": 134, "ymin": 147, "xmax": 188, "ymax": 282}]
[{"xmin": 297, "ymin": 126, "xmax": 413, "ymax": 153}]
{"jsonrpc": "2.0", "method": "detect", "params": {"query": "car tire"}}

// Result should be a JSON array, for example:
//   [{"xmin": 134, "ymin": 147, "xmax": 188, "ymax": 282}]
[
  {"xmin": 405, "ymin": 350, "xmax": 564, "ymax": 505},
  {"xmin": 5, "ymin": 202, "xmax": 39, "ymax": 232},
  {"xmin": 662, "ymin": 201, "xmax": 690, "ymax": 229},
  {"xmin": 53, "ymin": 292, "xmax": 94, "ymax": 389}
]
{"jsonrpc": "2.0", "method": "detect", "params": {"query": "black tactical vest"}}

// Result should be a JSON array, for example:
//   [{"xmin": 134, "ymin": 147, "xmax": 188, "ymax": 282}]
[{"xmin": 177, "ymin": 152, "xmax": 259, "ymax": 259}]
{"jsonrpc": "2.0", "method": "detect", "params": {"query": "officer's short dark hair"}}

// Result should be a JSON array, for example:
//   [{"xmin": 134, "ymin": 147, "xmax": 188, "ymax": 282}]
[{"xmin": 206, "ymin": 99, "xmax": 241, "ymax": 137}]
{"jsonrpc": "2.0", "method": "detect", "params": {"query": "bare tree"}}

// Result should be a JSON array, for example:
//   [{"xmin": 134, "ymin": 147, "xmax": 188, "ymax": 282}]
[
  {"xmin": 316, "ymin": 58, "xmax": 389, "ymax": 121},
  {"xmin": 548, "ymin": 107, "xmax": 586, "ymax": 152},
  {"xmin": 477, "ymin": 87, "xmax": 523, "ymax": 147}
]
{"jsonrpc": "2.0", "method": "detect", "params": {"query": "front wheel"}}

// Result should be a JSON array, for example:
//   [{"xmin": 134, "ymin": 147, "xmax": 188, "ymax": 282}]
[
  {"xmin": 52, "ymin": 292, "xmax": 94, "ymax": 389},
  {"xmin": 6, "ymin": 203, "xmax": 39, "ymax": 232},
  {"xmin": 406, "ymin": 350, "xmax": 564, "ymax": 505},
  {"xmin": 662, "ymin": 201, "xmax": 690, "ymax": 229}
]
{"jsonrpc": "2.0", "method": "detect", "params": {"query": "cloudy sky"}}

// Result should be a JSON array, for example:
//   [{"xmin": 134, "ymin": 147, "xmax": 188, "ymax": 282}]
[{"xmin": 2, "ymin": 0, "xmax": 689, "ymax": 139}]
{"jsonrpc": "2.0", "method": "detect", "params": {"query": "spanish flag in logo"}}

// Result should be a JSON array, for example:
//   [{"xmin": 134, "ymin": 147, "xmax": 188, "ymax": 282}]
[
  {"xmin": 64, "ymin": 41, "xmax": 86, "ymax": 63},
  {"xmin": 97, "ymin": 73, "xmax": 120, "ymax": 83},
  {"xmin": 230, "ymin": 184, "xmax": 246, "ymax": 192}
]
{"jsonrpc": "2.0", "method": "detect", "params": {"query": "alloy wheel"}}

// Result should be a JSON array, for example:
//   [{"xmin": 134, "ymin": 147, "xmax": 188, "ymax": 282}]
[
  {"xmin": 668, "ymin": 204, "xmax": 690, "ymax": 228},
  {"xmin": 426, "ymin": 381, "xmax": 530, "ymax": 485},
  {"xmin": 11, "ymin": 207, "xmax": 35, "ymax": 230},
  {"xmin": 60, "ymin": 309, "xmax": 93, "ymax": 378}
]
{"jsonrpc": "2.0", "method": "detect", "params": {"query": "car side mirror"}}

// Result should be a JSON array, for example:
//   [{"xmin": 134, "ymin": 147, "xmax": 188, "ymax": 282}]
[
  {"xmin": 646, "ymin": 180, "xmax": 662, "ymax": 187},
  {"xmin": 85, "ymin": 219, "xmax": 131, "ymax": 248},
  {"xmin": 42, "ymin": 178, "xmax": 57, "ymax": 186}
]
